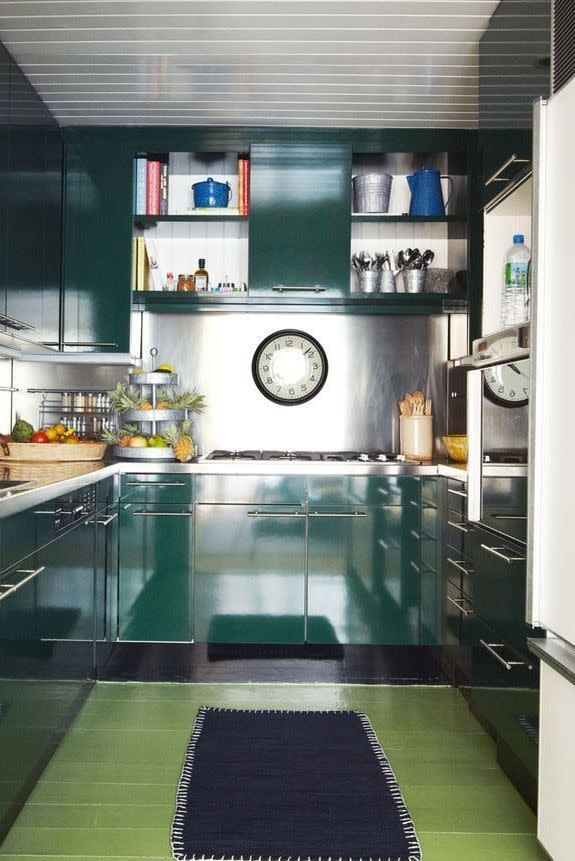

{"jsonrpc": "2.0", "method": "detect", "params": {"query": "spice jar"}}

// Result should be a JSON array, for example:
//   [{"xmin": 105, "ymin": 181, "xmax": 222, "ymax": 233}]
[{"xmin": 177, "ymin": 274, "xmax": 187, "ymax": 292}]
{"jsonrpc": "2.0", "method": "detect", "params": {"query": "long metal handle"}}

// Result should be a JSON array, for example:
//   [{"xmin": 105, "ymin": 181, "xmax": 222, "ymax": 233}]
[
  {"xmin": 61, "ymin": 341, "xmax": 118, "ymax": 347},
  {"xmin": 447, "ymin": 595, "xmax": 474, "ymax": 617},
  {"xmin": 132, "ymin": 511, "xmax": 192, "ymax": 517},
  {"xmin": 0, "ymin": 566, "xmax": 45, "ymax": 601},
  {"xmin": 87, "ymin": 512, "xmax": 118, "ymax": 526},
  {"xmin": 0, "ymin": 312, "xmax": 35, "ymax": 331},
  {"xmin": 247, "ymin": 511, "xmax": 306, "ymax": 518},
  {"xmin": 271, "ymin": 285, "xmax": 326, "ymax": 293},
  {"xmin": 0, "ymin": 386, "xmax": 18, "ymax": 392},
  {"xmin": 409, "ymin": 528, "xmax": 420, "ymax": 539},
  {"xmin": 480, "ymin": 639, "xmax": 530, "ymax": 670},
  {"xmin": 447, "ymin": 557, "xmax": 473, "ymax": 575},
  {"xmin": 485, "ymin": 154, "xmax": 530, "ymax": 186},
  {"xmin": 467, "ymin": 368, "xmax": 483, "ymax": 523},
  {"xmin": 492, "ymin": 514, "xmax": 527, "ymax": 520},
  {"xmin": 448, "ymin": 488, "xmax": 467, "ymax": 499},
  {"xmin": 308, "ymin": 511, "xmax": 367, "ymax": 518},
  {"xmin": 126, "ymin": 481, "xmax": 186, "ymax": 488},
  {"xmin": 447, "ymin": 519, "xmax": 470, "ymax": 534},
  {"xmin": 481, "ymin": 544, "xmax": 526, "ymax": 564}
]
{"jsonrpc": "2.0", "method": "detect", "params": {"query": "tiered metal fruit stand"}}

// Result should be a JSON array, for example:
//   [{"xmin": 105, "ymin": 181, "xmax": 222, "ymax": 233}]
[{"xmin": 112, "ymin": 370, "xmax": 187, "ymax": 461}]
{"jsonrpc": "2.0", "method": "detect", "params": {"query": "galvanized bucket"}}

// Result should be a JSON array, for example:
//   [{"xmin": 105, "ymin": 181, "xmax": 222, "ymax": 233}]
[{"xmin": 352, "ymin": 173, "xmax": 393, "ymax": 213}]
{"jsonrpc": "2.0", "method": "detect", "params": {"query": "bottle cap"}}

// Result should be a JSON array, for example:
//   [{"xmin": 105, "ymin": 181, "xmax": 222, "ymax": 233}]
[
  {"xmin": 199, "ymin": 258, "xmax": 205, "ymax": 267},
  {"xmin": 513, "ymin": 234, "xmax": 524, "ymax": 244}
]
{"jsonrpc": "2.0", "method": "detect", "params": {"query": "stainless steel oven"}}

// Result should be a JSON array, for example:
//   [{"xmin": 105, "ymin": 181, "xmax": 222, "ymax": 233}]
[{"xmin": 467, "ymin": 325, "xmax": 529, "ymax": 545}]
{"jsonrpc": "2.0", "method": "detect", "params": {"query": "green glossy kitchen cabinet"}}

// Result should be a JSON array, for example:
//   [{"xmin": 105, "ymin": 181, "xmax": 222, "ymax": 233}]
[
  {"xmin": 420, "ymin": 478, "xmax": 441, "ymax": 646},
  {"xmin": 194, "ymin": 504, "xmax": 306, "ymax": 643},
  {"xmin": 248, "ymin": 143, "xmax": 352, "ymax": 297},
  {"xmin": 306, "ymin": 474, "xmax": 421, "ymax": 645},
  {"xmin": 62, "ymin": 141, "xmax": 133, "ymax": 352},
  {"xmin": 306, "ymin": 505, "xmax": 419, "ymax": 645},
  {"xmin": 118, "ymin": 503, "xmax": 192, "ymax": 642},
  {"xmin": 94, "ymin": 505, "xmax": 119, "ymax": 674}
]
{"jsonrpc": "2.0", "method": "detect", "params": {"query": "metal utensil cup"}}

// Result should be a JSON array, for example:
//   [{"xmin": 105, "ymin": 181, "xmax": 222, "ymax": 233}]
[
  {"xmin": 404, "ymin": 270, "xmax": 427, "ymax": 294},
  {"xmin": 379, "ymin": 271, "xmax": 396, "ymax": 293},
  {"xmin": 358, "ymin": 270, "xmax": 381, "ymax": 293}
]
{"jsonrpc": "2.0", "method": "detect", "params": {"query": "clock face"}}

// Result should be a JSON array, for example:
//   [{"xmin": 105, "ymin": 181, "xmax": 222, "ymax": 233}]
[
  {"xmin": 484, "ymin": 358, "xmax": 529, "ymax": 407},
  {"xmin": 252, "ymin": 330, "xmax": 328, "ymax": 405}
]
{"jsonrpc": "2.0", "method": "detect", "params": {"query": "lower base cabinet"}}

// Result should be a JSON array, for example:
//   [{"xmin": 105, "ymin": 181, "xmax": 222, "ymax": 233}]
[
  {"xmin": 118, "ymin": 503, "xmax": 192, "ymax": 642},
  {"xmin": 194, "ymin": 504, "xmax": 306, "ymax": 644},
  {"xmin": 307, "ymin": 505, "xmax": 419, "ymax": 645}
]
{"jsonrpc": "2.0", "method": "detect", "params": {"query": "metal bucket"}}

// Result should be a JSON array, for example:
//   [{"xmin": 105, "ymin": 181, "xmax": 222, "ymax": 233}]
[
  {"xmin": 403, "ymin": 270, "xmax": 427, "ymax": 294},
  {"xmin": 358, "ymin": 271, "xmax": 381, "ymax": 293},
  {"xmin": 352, "ymin": 173, "xmax": 393, "ymax": 213}
]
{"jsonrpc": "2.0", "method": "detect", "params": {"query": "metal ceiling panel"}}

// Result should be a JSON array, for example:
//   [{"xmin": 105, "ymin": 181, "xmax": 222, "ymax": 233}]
[{"xmin": 0, "ymin": 0, "xmax": 506, "ymax": 127}]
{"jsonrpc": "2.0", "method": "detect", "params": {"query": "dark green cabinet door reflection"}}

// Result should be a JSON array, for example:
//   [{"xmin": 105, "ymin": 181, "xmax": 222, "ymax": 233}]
[
  {"xmin": 118, "ymin": 504, "xmax": 192, "ymax": 642},
  {"xmin": 62, "ymin": 142, "xmax": 132, "ymax": 352},
  {"xmin": 307, "ymin": 506, "xmax": 419, "ymax": 645},
  {"xmin": 194, "ymin": 504, "xmax": 306, "ymax": 643},
  {"xmin": 248, "ymin": 143, "xmax": 352, "ymax": 296}
]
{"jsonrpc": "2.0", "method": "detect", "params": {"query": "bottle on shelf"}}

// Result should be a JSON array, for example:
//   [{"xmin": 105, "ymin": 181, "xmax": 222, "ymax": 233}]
[
  {"xmin": 164, "ymin": 272, "xmax": 176, "ymax": 292},
  {"xmin": 501, "ymin": 234, "xmax": 531, "ymax": 327},
  {"xmin": 177, "ymin": 273, "xmax": 194, "ymax": 292},
  {"xmin": 194, "ymin": 259, "xmax": 209, "ymax": 291}
]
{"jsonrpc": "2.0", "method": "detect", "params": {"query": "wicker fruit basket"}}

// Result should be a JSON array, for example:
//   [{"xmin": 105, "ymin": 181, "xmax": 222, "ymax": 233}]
[{"xmin": 0, "ymin": 441, "xmax": 108, "ymax": 462}]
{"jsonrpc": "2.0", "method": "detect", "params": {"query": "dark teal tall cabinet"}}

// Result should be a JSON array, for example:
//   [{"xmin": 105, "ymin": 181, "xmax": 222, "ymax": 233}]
[{"xmin": 0, "ymin": 43, "xmax": 63, "ymax": 342}]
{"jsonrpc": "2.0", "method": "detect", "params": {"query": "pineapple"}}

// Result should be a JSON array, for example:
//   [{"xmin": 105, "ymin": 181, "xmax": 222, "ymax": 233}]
[
  {"xmin": 164, "ymin": 389, "xmax": 206, "ymax": 413},
  {"xmin": 164, "ymin": 419, "xmax": 195, "ymax": 463}
]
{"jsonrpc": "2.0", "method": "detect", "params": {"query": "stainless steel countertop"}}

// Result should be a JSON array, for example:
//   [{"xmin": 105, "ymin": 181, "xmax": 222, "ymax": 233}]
[{"xmin": 0, "ymin": 457, "xmax": 469, "ymax": 518}]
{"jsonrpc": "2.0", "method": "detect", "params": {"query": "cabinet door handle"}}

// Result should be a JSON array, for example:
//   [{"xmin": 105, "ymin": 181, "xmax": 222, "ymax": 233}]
[
  {"xmin": 308, "ymin": 511, "xmax": 367, "ymax": 518},
  {"xmin": 61, "ymin": 341, "xmax": 118, "ymax": 347},
  {"xmin": 0, "ymin": 566, "xmax": 45, "ymax": 601},
  {"xmin": 447, "ymin": 520, "xmax": 470, "ymax": 533},
  {"xmin": 485, "ymin": 154, "xmax": 530, "ymax": 186},
  {"xmin": 410, "ymin": 560, "xmax": 420, "ymax": 573},
  {"xmin": 492, "ymin": 514, "xmax": 527, "ymax": 520},
  {"xmin": 87, "ymin": 512, "xmax": 118, "ymax": 526},
  {"xmin": 271, "ymin": 285, "xmax": 326, "ymax": 293},
  {"xmin": 447, "ymin": 595, "xmax": 474, "ymax": 617},
  {"xmin": 408, "ymin": 500, "xmax": 420, "ymax": 508},
  {"xmin": 126, "ymin": 481, "xmax": 187, "ymax": 487},
  {"xmin": 409, "ymin": 528, "xmax": 420, "ymax": 539},
  {"xmin": 247, "ymin": 511, "xmax": 305, "ymax": 518},
  {"xmin": 447, "ymin": 557, "xmax": 474, "ymax": 575},
  {"xmin": 448, "ymin": 488, "xmax": 467, "ymax": 499},
  {"xmin": 480, "ymin": 544, "xmax": 526, "ymax": 564},
  {"xmin": 480, "ymin": 639, "xmax": 531, "ymax": 670},
  {"xmin": 132, "ymin": 511, "xmax": 192, "ymax": 517}
]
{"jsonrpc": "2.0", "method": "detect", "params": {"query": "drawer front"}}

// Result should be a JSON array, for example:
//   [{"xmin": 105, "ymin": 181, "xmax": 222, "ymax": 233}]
[
  {"xmin": 0, "ymin": 508, "xmax": 39, "ymax": 574},
  {"xmin": 444, "ymin": 553, "xmax": 474, "ymax": 599},
  {"xmin": 441, "ymin": 579, "xmax": 472, "ymax": 688},
  {"xmin": 97, "ymin": 475, "xmax": 120, "ymax": 508},
  {"xmin": 473, "ymin": 531, "xmax": 527, "ymax": 652},
  {"xmin": 308, "ymin": 476, "xmax": 419, "ymax": 507},
  {"xmin": 472, "ymin": 616, "xmax": 537, "ymax": 692},
  {"xmin": 447, "ymin": 480, "xmax": 467, "ymax": 516},
  {"xmin": 120, "ymin": 473, "xmax": 193, "ymax": 503},
  {"xmin": 445, "ymin": 512, "xmax": 474, "ymax": 559},
  {"xmin": 195, "ymin": 474, "xmax": 306, "ymax": 505},
  {"xmin": 421, "ymin": 476, "xmax": 438, "ymax": 509}
]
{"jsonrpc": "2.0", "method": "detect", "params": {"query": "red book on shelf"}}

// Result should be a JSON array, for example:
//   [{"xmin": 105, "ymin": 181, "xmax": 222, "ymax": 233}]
[
  {"xmin": 244, "ymin": 157, "xmax": 250, "ymax": 215},
  {"xmin": 238, "ymin": 156, "xmax": 245, "ymax": 216},
  {"xmin": 146, "ymin": 159, "xmax": 161, "ymax": 215}
]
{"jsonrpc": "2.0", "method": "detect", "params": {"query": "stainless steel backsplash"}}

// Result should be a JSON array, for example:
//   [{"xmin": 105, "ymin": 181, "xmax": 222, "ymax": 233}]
[{"xmin": 142, "ymin": 312, "xmax": 449, "ymax": 455}]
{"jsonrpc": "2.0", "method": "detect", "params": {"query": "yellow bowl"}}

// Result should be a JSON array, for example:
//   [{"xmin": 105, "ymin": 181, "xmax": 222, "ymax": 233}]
[{"xmin": 441, "ymin": 435, "xmax": 468, "ymax": 463}]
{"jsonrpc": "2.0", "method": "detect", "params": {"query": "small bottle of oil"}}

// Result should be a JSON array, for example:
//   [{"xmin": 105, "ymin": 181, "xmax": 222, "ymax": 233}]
[{"xmin": 194, "ymin": 258, "xmax": 209, "ymax": 292}]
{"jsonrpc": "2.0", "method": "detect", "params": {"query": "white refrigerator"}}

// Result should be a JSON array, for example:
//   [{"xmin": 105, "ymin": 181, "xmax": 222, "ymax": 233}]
[{"xmin": 528, "ymin": 74, "xmax": 575, "ymax": 861}]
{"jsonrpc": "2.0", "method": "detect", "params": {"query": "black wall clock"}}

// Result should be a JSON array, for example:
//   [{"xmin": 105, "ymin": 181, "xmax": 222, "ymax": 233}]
[{"xmin": 252, "ymin": 329, "xmax": 328, "ymax": 405}]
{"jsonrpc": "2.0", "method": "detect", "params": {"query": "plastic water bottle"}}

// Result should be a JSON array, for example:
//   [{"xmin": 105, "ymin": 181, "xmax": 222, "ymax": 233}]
[{"xmin": 501, "ymin": 234, "xmax": 531, "ymax": 327}]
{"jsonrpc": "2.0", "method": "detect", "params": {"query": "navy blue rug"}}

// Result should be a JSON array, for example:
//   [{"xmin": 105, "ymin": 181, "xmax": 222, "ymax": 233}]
[{"xmin": 171, "ymin": 708, "xmax": 421, "ymax": 861}]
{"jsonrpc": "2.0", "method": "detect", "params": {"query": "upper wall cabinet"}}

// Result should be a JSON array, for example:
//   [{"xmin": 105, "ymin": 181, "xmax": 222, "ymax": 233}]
[
  {"xmin": 0, "ymin": 45, "xmax": 63, "ymax": 343},
  {"xmin": 248, "ymin": 143, "xmax": 352, "ymax": 297},
  {"xmin": 477, "ymin": 0, "xmax": 551, "ymax": 208},
  {"xmin": 62, "ymin": 143, "xmax": 133, "ymax": 352}
]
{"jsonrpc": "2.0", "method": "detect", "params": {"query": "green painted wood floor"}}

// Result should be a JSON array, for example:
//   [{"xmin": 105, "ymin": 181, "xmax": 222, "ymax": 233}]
[{"xmin": 0, "ymin": 683, "xmax": 549, "ymax": 861}]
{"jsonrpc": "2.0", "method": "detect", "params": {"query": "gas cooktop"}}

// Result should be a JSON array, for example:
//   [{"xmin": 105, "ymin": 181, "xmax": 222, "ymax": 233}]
[{"xmin": 206, "ymin": 450, "xmax": 412, "ymax": 463}]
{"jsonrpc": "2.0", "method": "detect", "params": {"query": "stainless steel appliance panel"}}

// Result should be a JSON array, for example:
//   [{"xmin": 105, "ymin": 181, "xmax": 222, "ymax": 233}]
[{"xmin": 142, "ymin": 313, "xmax": 448, "ymax": 455}]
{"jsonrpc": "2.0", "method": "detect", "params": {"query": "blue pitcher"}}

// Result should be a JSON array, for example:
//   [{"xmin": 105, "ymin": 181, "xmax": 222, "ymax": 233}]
[{"xmin": 407, "ymin": 168, "xmax": 453, "ymax": 216}]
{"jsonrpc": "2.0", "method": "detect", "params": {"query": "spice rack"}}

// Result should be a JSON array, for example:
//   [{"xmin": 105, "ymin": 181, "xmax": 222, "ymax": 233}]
[{"xmin": 27, "ymin": 387, "xmax": 113, "ymax": 439}]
